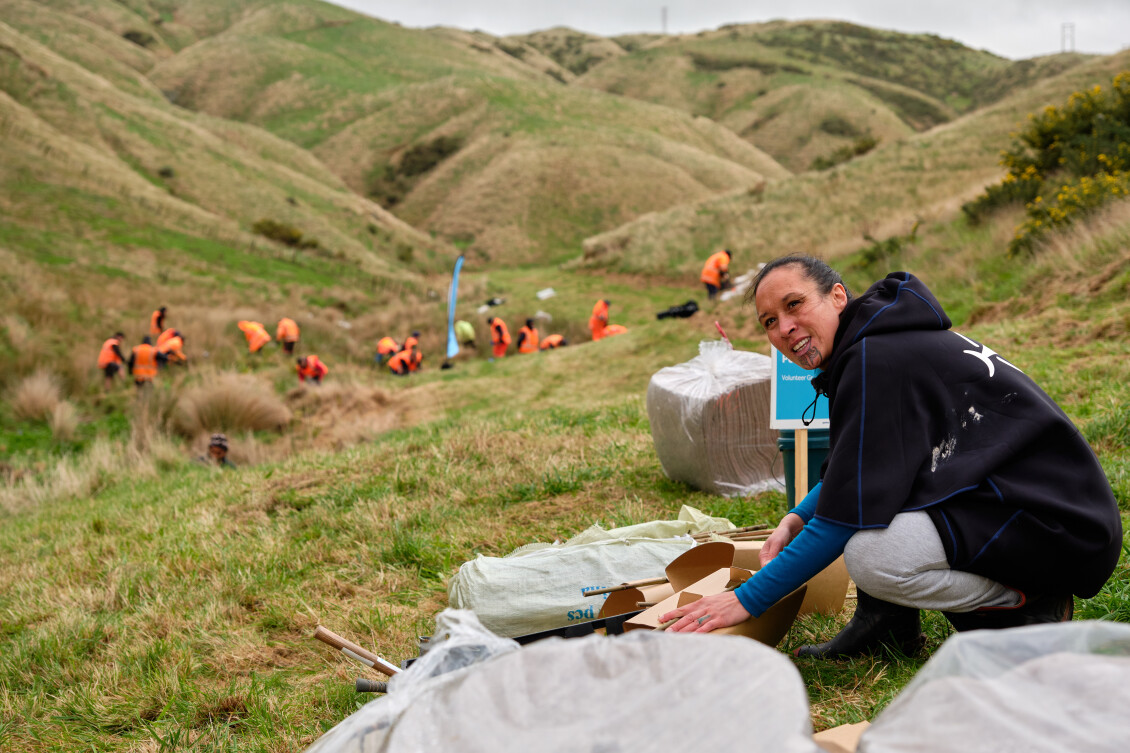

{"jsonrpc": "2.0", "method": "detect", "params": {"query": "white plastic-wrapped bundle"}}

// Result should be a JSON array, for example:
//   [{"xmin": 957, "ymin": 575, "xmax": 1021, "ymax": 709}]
[
  {"xmin": 647, "ymin": 341, "xmax": 782, "ymax": 496},
  {"xmin": 859, "ymin": 621, "xmax": 1130, "ymax": 753},
  {"xmin": 305, "ymin": 609, "xmax": 820, "ymax": 753},
  {"xmin": 447, "ymin": 506, "xmax": 732, "ymax": 638}
]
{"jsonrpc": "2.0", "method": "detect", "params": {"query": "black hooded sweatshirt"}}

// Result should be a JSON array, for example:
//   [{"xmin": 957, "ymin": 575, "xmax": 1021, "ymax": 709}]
[{"xmin": 811, "ymin": 272, "xmax": 1121, "ymax": 597}]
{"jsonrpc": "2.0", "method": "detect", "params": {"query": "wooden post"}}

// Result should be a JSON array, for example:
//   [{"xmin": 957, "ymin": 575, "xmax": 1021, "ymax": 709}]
[{"xmin": 795, "ymin": 428, "xmax": 809, "ymax": 500}]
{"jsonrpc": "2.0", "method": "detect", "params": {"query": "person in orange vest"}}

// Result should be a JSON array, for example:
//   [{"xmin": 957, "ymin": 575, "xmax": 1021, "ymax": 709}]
[
  {"xmin": 700, "ymin": 249, "xmax": 732, "ymax": 300},
  {"xmin": 98, "ymin": 332, "xmax": 126, "ymax": 389},
  {"xmin": 276, "ymin": 317, "xmax": 300, "ymax": 355},
  {"xmin": 387, "ymin": 348, "xmax": 421, "ymax": 376},
  {"xmin": 376, "ymin": 336, "xmax": 400, "ymax": 364},
  {"xmin": 155, "ymin": 327, "xmax": 176, "ymax": 350},
  {"xmin": 150, "ymin": 307, "xmax": 167, "ymax": 337},
  {"xmin": 589, "ymin": 299, "xmax": 610, "ymax": 341},
  {"xmin": 296, "ymin": 355, "xmax": 328, "ymax": 384},
  {"xmin": 129, "ymin": 336, "xmax": 159, "ymax": 387},
  {"xmin": 157, "ymin": 330, "xmax": 187, "ymax": 366},
  {"xmin": 488, "ymin": 317, "xmax": 510, "ymax": 359},
  {"xmin": 516, "ymin": 319, "xmax": 539, "ymax": 354},
  {"xmin": 539, "ymin": 334, "xmax": 568, "ymax": 350},
  {"xmin": 237, "ymin": 320, "xmax": 271, "ymax": 353}
]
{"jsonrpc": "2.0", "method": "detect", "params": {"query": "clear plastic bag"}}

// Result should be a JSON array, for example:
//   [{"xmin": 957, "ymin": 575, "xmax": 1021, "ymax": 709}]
[
  {"xmin": 860, "ymin": 621, "xmax": 1130, "ymax": 753},
  {"xmin": 647, "ymin": 341, "xmax": 782, "ymax": 496},
  {"xmin": 306, "ymin": 608, "xmax": 819, "ymax": 753}
]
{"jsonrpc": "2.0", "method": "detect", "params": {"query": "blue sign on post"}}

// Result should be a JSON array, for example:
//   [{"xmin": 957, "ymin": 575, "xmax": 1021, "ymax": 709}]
[{"xmin": 770, "ymin": 346, "xmax": 829, "ymax": 430}]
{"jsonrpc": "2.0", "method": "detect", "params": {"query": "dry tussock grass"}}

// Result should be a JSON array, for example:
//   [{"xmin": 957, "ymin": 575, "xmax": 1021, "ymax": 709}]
[
  {"xmin": 0, "ymin": 435, "xmax": 184, "ymax": 514},
  {"xmin": 49, "ymin": 401, "xmax": 79, "ymax": 442},
  {"xmin": 173, "ymin": 373, "xmax": 292, "ymax": 437},
  {"xmin": 9, "ymin": 370, "xmax": 63, "ymax": 421},
  {"xmin": 285, "ymin": 370, "xmax": 413, "ymax": 450}
]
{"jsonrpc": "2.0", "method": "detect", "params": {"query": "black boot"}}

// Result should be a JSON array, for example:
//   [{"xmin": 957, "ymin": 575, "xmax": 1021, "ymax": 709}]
[
  {"xmin": 944, "ymin": 591, "xmax": 1073, "ymax": 633},
  {"xmin": 795, "ymin": 590, "xmax": 925, "ymax": 659}
]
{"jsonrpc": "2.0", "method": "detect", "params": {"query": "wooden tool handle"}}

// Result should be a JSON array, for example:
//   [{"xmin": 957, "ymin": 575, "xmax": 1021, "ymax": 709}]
[
  {"xmin": 314, "ymin": 626, "xmax": 400, "ymax": 676},
  {"xmin": 583, "ymin": 576, "xmax": 669, "ymax": 597}
]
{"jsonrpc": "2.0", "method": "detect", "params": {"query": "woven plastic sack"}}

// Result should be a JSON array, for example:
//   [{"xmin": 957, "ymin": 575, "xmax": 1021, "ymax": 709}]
[
  {"xmin": 447, "ymin": 506, "xmax": 732, "ymax": 638},
  {"xmin": 305, "ymin": 608, "xmax": 820, "ymax": 753},
  {"xmin": 860, "ymin": 621, "xmax": 1130, "ymax": 753},
  {"xmin": 647, "ymin": 341, "xmax": 782, "ymax": 497}
]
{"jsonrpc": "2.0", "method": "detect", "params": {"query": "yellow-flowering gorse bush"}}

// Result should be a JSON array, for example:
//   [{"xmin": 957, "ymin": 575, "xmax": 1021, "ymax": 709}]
[{"xmin": 963, "ymin": 72, "xmax": 1130, "ymax": 254}]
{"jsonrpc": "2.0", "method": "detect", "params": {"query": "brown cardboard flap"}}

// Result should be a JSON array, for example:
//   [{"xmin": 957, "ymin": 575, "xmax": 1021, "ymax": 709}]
[
  {"xmin": 813, "ymin": 721, "xmax": 870, "ymax": 753},
  {"xmin": 731, "ymin": 540, "xmax": 764, "ymax": 571},
  {"xmin": 622, "ymin": 567, "xmax": 807, "ymax": 648},
  {"xmin": 798, "ymin": 556, "xmax": 850, "ymax": 616},
  {"xmin": 665, "ymin": 541, "xmax": 735, "ymax": 590}
]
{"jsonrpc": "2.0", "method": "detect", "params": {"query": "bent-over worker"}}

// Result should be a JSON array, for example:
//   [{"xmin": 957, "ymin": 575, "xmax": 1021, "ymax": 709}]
[
  {"xmin": 237, "ymin": 320, "xmax": 271, "ymax": 354},
  {"xmin": 488, "ymin": 317, "xmax": 510, "ymax": 359},
  {"xmin": 276, "ymin": 317, "xmax": 300, "ymax": 355},
  {"xmin": 150, "ymin": 307, "xmax": 167, "ymax": 337},
  {"xmin": 701, "ymin": 249, "xmax": 732, "ymax": 300},
  {"xmin": 98, "ymin": 332, "xmax": 126, "ymax": 389},
  {"xmin": 296, "ymin": 355, "xmax": 328, "ymax": 384},
  {"xmin": 516, "ymin": 319, "xmax": 539, "ymax": 354}
]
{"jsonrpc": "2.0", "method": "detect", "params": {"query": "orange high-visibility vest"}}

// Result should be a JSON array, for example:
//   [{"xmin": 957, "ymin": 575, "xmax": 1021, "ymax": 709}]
[
  {"xmin": 156, "ymin": 328, "xmax": 176, "ymax": 349},
  {"xmin": 238, "ymin": 321, "xmax": 271, "ymax": 353},
  {"xmin": 403, "ymin": 336, "xmax": 419, "ymax": 353},
  {"xmin": 377, "ymin": 336, "xmax": 399, "ymax": 355},
  {"xmin": 149, "ymin": 310, "xmax": 164, "ymax": 336},
  {"xmin": 491, "ymin": 320, "xmax": 511, "ymax": 346},
  {"xmin": 388, "ymin": 350, "xmax": 412, "ymax": 374},
  {"xmin": 131, "ymin": 344, "xmax": 158, "ymax": 381},
  {"xmin": 589, "ymin": 300, "xmax": 609, "ymax": 341},
  {"xmin": 297, "ymin": 355, "xmax": 328, "ymax": 381},
  {"xmin": 700, "ymin": 251, "xmax": 730, "ymax": 286},
  {"xmin": 98, "ymin": 338, "xmax": 123, "ymax": 368},
  {"xmin": 408, "ymin": 350, "xmax": 422, "ymax": 372},
  {"xmin": 276, "ymin": 317, "xmax": 299, "ymax": 343},
  {"xmin": 539, "ymin": 334, "xmax": 565, "ymax": 350},
  {"xmin": 517, "ymin": 325, "xmax": 539, "ymax": 354},
  {"xmin": 158, "ymin": 335, "xmax": 185, "ymax": 362}
]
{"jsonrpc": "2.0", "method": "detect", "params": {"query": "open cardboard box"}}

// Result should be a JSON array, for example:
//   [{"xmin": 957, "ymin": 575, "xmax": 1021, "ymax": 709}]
[
  {"xmin": 598, "ymin": 541, "xmax": 736, "ymax": 619},
  {"xmin": 732, "ymin": 540, "xmax": 850, "ymax": 616},
  {"xmin": 600, "ymin": 540, "xmax": 848, "ymax": 622},
  {"xmin": 622, "ymin": 567, "xmax": 807, "ymax": 647}
]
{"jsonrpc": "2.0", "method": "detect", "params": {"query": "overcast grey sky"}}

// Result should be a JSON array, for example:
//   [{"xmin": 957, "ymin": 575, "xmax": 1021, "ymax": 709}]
[{"xmin": 326, "ymin": 1, "xmax": 1130, "ymax": 60}]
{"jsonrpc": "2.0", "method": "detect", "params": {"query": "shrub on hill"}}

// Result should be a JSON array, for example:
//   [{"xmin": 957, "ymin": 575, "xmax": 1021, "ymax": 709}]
[
  {"xmin": 366, "ymin": 136, "xmax": 464, "ymax": 208},
  {"xmin": 810, "ymin": 135, "xmax": 880, "ymax": 171},
  {"xmin": 963, "ymin": 72, "xmax": 1130, "ymax": 255},
  {"xmin": 251, "ymin": 219, "xmax": 321, "ymax": 251}
]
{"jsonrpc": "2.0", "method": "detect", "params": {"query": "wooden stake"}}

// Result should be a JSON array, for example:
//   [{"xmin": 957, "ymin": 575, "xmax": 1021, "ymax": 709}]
[
  {"xmin": 582, "ymin": 576, "xmax": 669, "ymax": 597},
  {"xmin": 796, "ymin": 428, "xmax": 809, "ymax": 500},
  {"xmin": 313, "ymin": 626, "xmax": 400, "ymax": 677}
]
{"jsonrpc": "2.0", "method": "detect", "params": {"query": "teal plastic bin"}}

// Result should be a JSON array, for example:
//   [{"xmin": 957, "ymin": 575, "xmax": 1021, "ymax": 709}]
[{"xmin": 778, "ymin": 429, "xmax": 830, "ymax": 507}]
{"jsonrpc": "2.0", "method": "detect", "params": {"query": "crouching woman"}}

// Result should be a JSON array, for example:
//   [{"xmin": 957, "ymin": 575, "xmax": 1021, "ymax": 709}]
[{"xmin": 663, "ymin": 256, "xmax": 1121, "ymax": 656}]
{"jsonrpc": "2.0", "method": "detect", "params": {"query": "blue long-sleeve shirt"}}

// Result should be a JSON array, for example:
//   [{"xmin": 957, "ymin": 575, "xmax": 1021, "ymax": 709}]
[{"xmin": 733, "ymin": 482, "xmax": 856, "ymax": 617}]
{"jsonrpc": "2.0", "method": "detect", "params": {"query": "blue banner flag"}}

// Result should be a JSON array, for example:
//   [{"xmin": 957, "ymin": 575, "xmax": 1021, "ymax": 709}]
[{"xmin": 446, "ymin": 254, "xmax": 464, "ymax": 360}]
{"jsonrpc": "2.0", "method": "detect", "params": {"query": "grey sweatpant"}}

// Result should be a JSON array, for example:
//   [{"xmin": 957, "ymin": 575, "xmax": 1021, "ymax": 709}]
[{"xmin": 844, "ymin": 511, "xmax": 1021, "ymax": 613}]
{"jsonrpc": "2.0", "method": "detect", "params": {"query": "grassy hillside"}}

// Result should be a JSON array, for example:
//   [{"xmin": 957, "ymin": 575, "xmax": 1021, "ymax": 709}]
[
  {"xmin": 1, "ymin": 207, "xmax": 1126, "ymax": 749},
  {"xmin": 578, "ymin": 50, "xmax": 1130, "ymax": 280},
  {"xmin": 575, "ymin": 20, "xmax": 1091, "ymax": 172},
  {"xmin": 88, "ymin": 1, "xmax": 785, "ymax": 263},
  {"xmin": 506, "ymin": 26, "xmax": 628, "ymax": 76},
  {"xmin": 2, "ymin": 5, "xmax": 1127, "ymax": 750}
]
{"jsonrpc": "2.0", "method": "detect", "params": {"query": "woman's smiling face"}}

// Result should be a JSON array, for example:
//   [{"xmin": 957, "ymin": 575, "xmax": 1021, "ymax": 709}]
[{"xmin": 755, "ymin": 265, "xmax": 848, "ymax": 370}]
